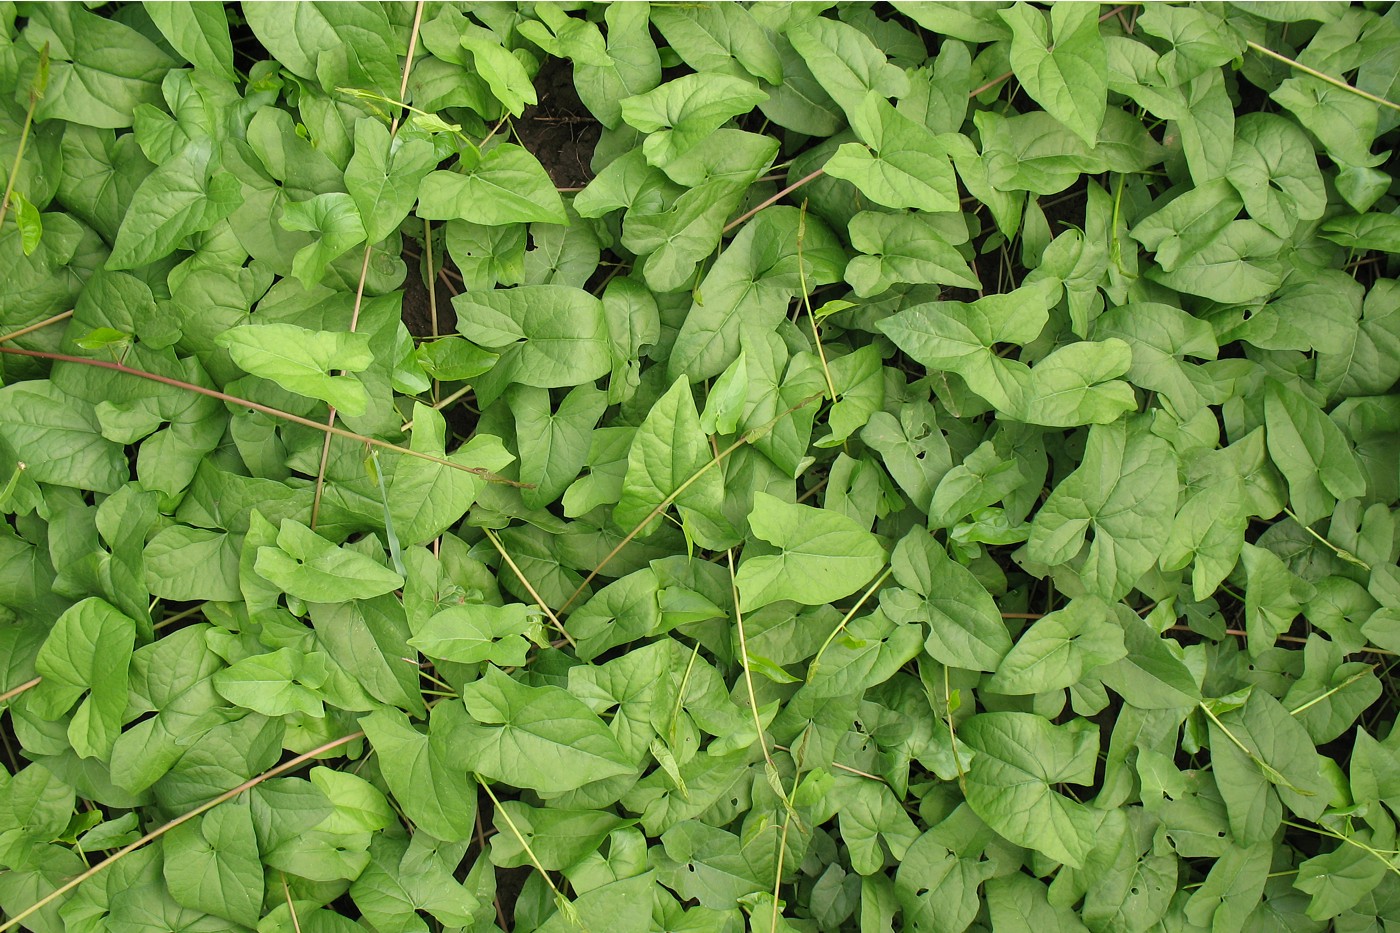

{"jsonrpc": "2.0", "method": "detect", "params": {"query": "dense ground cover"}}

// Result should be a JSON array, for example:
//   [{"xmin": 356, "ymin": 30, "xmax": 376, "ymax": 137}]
[{"xmin": 2, "ymin": 1, "xmax": 1400, "ymax": 930}]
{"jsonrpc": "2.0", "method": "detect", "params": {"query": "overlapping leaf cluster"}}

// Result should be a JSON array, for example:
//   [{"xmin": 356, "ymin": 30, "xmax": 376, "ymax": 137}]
[{"xmin": 2, "ymin": 2, "xmax": 1400, "ymax": 931}]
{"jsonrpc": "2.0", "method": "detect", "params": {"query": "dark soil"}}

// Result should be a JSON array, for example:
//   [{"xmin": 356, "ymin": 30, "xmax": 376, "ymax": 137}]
[{"xmin": 510, "ymin": 57, "xmax": 601, "ymax": 190}]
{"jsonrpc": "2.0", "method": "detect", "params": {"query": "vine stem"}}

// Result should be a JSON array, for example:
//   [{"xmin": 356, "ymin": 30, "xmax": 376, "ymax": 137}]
[
  {"xmin": 0, "ymin": 731, "xmax": 365, "ymax": 933},
  {"xmin": 808, "ymin": 567, "xmax": 893, "ymax": 680},
  {"xmin": 280, "ymin": 874, "xmax": 304, "ymax": 933},
  {"xmin": 312, "ymin": 0, "xmax": 428, "ymax": 528},
  {"xmin": 0, "ymin": 346, "xmax": 525, "ymax": 485},
  {"xmin": 725, "ymin": 547, "xmax": 775, "ymax": 772},
  {"xmin": 0, "ymin": 675, "xmax": 42, "ymax": 706},
  {"xmin": 478, "ymin": 778, "xmax": 582, "ymax": 929},
  {"xmin": 722, "ymin": 168, "xmax": 826, "ymax": 235},
  {"xmin": 0, "ymin": 309, "xmax": 72, "ymax": 344},
  {"xmin": 1246, "ymin": 39, "xmax": 1400, "ymax": 113},
  {"xmin": 481, "ymin": 527, "xmax": 577, "ymax": 649}
]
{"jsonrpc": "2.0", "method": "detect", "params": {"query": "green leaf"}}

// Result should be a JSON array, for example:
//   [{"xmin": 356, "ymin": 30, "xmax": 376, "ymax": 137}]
[
  {"xmin": 460, "ymin": 21, "xmax": 536, "ymax": 116},
  {"xmin": 1182, "ymin": 841, "xmax": 1272, "ymax": 929},
  {"xmin": 1209, "ymin": 688, "xmax": 1334, "ymax": 824},
  {"xmin": 107, "ymin": 138, "xmax": 236, "ymax": 270},
  {"xmin": 444, "ymin": 666, "xmax": 635, "ymax": 795},
  {"xmin": 668, "ymin": 206, "xmax": 845, "ymax": 383},
  {"xmin": 162, "ymin": 799, "xmax": 263, "ymax": 927},
  {"xmin": 1002, "ymin": 2, "xmax": 1108, "ymax": 146},
  {"xmin": 1129, "ymin": 178, "xmax": 1243, "ymax": 272},
  {"xmin": 452, "ymin": 284, "xmax": 611, "ymax": 405},
  {"xmin": 877, "ymin": 283, "xmax": 1055, "ymax": 415},
  {"xmin": 536, "ymin": 874, "xmax": 653, "ymax": 933},
  {"xmin": 985, "ymin": 872, "xmax": 1092, "ymax": 932},
  {"xmin": 389, "ymin": 404, "xmax": 513, "ymax": 546},
  {"xmin": 1295, "ymin": 828, "xmax": 1392, "ymax": 921},
  {"xmin": 572, "ymin": 3, "xmax": 661, "ymax": 129},
  {"xmin": 489, "ymin": 801, "xmax": 630, "ymax": 871},
  {"xmin": 508, "ymin": 384, "xmax": 608, "ymax": 511},
  {"xmin": 652, "ymin": 821, "xmax": 769, "ymax": 908},
  {"xmin": 786, "ymin": 16, "xmax": 909, "ymax": 119},
  {"xmin": 821, "ymin": 345, "xmax": 886, "ymax": 448},
  {"xmin": 1096, "ymin": 300, "xmax": 1221, "ymax": 418},
  {"xmin": 212, "ymin": 648, "xmax": 326, "ymax": 718},
  {"xmin": 359, "ymin": 705, "xmax": 478, "ymax": 843},
  {"xmin": 418, "ymin": 145, "xmax": 566, "ymax": 226},
  {"xmin": 884, "ymin": 528, "xmax": 1011, "ymax": 671},
  {"xmin": 1160, "ymin": 431, "xmax": 1273, "ymax": 601},
  {"xmin": 215, "ymin": 322, "xmax": 373, "ymax": 416},
  {"xmin": 1320, "ymin": 212, "xmax": 1400, "ymax": 254},
  {"xmin": 142, "ymin": 1, "xmax": 236, "ymax": 81},
  {"xmin": 1272, "ymin": 74, "xmax": 1381, "ymax": 170},
  {"xmin": 621, "ymin": 73, "xmax": 768, "ymax": 169},
  {"xmin": 1225, "ymin": 113, "xmax": 1327, "ymax": 238},
  {"xmin": 1240, "ymin": 542, "xmax": 1316, "ymax": 656},
  {"xmin": 1028, "ymin": 419, "xmax": 1179, "ymax": 601},
  {"xmin": 30, "ymin": 598, "xmax": 135, "ymax": 760},
  {"xmin": 895, "ymin": 830, "xmax": 996, "ymax": 933},
  {"xmin": 145, "ymin": 525, "xmax": 242, "ymax": 602},
  {"xmin": 279, "ymin": 191, "xmax": 368, "ymax": 287},
  {"xmin": 614, "ymin": 376, "xmax": 728, "ymax": 543},
  {"xmin": 22, "ymin": 4, "xmax": 177, "ymax": 128},
  {"xmin": 9, "ymin": 191, "xmax": 43, "ymax": 256},
  {"xmin": 891, "ymin": 2, "xmax": 1013, "ymax": 44},
  {"xmin": 929, "ymin": 440, "xmax": 1027, "ymax": 529},
  {"xmin": 408, "ymin": 602, "xmax": 538, "ymax": 666},
  {"xmin": 256, "ymin": 519, "xmax": 404, "ymax": 602},
  {"xmin": 978, "ymin": 109, "xmax": 1165, "ymax": 195},
  {"xmin": 1263, "ymin": 379, "xmax": 1366, "ymax": 526},
  {"xmin": 961, "ymin": 712, "xmax": 1102, "ymax": 867},
  {"xmin": 1136, "ymin": 3, "xmax": 1245, "ymax": 84},
  {"xmin": 735, "ymin": 492, "xmax": 886, "ymax": 612},
  {"xmin": 838, "ymin": 776, "xmax": 920, "ymax": 875},
  {"xmin": 844, "ymin": 210, "xmax": 980, "ymax": 297},
  {"xmin": 0, "ymin": 381, "xmax": 125, "ymax": 494},
  {"xmin": 1317, "ymin": 279, "xmax": 1400, "ymax": 399},
  {"xmin": 1017, "ymin": 338, "xmax": 1138, "ymax": 428},
  {"xmin": 1146, "ymin": 219, "xmax": 1286, "ymax": 305},
  {"xmin": 650, "ymin": 4, "xmax": 782, "ymax": 85},
  {"xmin": 824, "ymin": 93, "xmax": 960, "ymax": 213},
  {"xmin": 243, "ymin": 1, "xmax": 398, "ymax": 97},
  {"xmin": 989, "ymin": 597, "xmax": 1127, "ymax": 694}
]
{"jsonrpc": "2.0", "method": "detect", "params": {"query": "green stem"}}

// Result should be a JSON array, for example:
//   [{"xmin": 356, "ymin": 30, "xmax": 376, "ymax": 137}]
[
  {"xmin": 0, "ymin": 731, "xmax": 365, "ymax": 933},
  {"xmin": 481, "ymin": 527, "xmax": 576, "ymax": 649},
  {"xmin": 0, "ymin": 43, "xmax": 48, "ymax": 235},
  {"xmin": 1288, "ymin": 665, "xmax": 1377, "ymax": 717},
  {"xmin": 808, "ymin": 567, "xmax": 894, "ymax": 679},
  {"xmin": 312, "ymin": 0, "xmax": 428, "ymax": 529},
  {"xmin": 1282, "ymin": 820, "xmax": 1400, "ymax": 878},
  {"xmin": 1246, "ymin": 40, "xmax": 1400, "ymax": 113},
  {"xmin": 726, "ymin": 547, "xmax": 775, "ymax": 771},
  {"xmin": 1283, "ymin": 507, "xmax": 1371, "ymax": 571},
  {"xmin": 478, "ymin": 777, "xmax": 583, "ymax": 928},
  {"xmin": 0, "ymin": 346, "xmax": 524, "ymax": 485}
]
